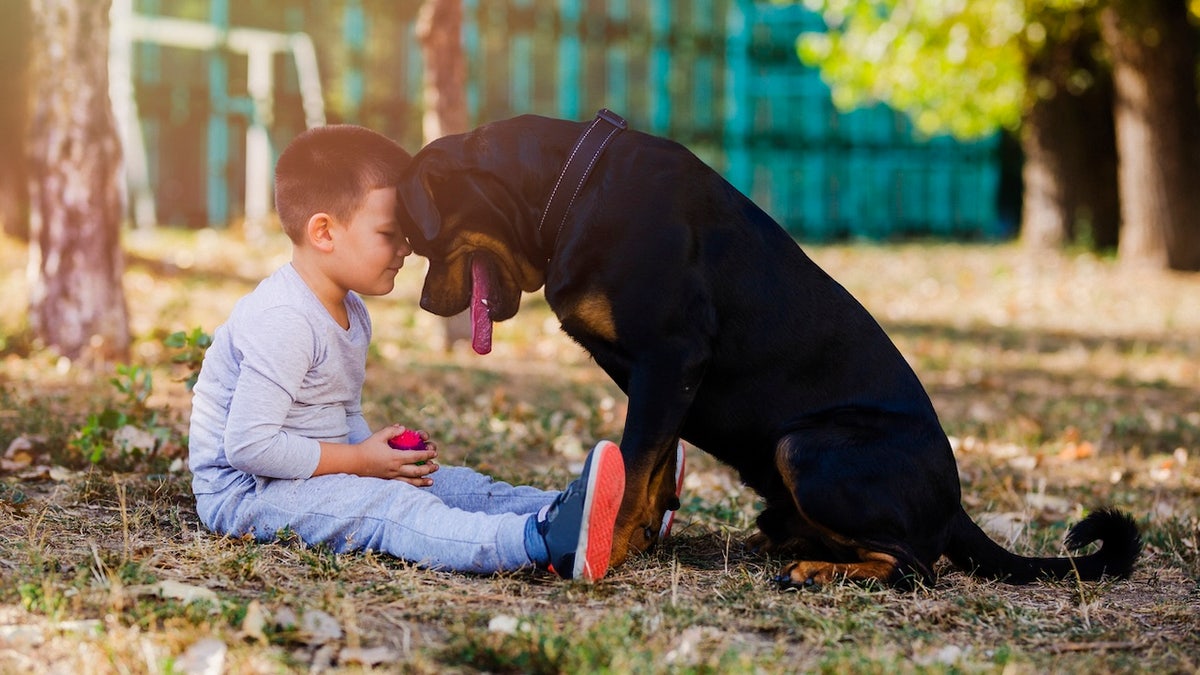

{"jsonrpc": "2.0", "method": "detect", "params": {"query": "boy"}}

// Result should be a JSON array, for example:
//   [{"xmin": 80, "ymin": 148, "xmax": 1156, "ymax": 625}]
[{"xmin": 188, "ymin": 124, "xmax": 626, "ymax": 581}]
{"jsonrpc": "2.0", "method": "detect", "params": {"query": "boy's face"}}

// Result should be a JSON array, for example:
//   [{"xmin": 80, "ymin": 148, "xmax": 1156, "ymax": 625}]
[{"xmin": 330, "ymin": 187, "xmax": 411, "ymax": 296}]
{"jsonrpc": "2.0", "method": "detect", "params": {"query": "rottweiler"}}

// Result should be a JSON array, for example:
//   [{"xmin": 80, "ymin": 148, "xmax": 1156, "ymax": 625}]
[{"xmin": 395, "ymin": 110, "xmax": 1140, "ymax": 588}]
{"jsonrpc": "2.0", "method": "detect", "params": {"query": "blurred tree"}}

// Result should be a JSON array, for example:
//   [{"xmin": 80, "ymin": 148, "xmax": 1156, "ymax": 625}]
[
  {"xmin": 416, "ymin": 0, "xmax": 469, "ymax": 141},
  {"xmin": 1019, "ymin": 6, "xmax": 1119, "ymax": 250},
  {"xmin": 0, "ymin": 0, "xmax": 31, "ymax": 240},
  {"xmin": 796, "ymin": 0, "xmax": 1200, "ymax": 270},
  {"xmin": 415, "ymin": 0, "xmax": 473, "ymax": 350},
  {"xmin": 1100, "ymin": 0, "xmax": 1200, "ymax": 270},
  {"xmin": 27, "ymin": 0, "xmax": 131, "ymax": 362}
]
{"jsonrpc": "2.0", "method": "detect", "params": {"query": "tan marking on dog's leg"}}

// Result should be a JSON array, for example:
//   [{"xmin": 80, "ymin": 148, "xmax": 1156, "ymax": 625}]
[
  {"xmin": 610, "ymin": 442, "xmax": 680, "ymax": 567},
  {"xmin": 781, "ymin": 551, "xmax": 900, "ymax": 587},
  {"xmin": 610, "ymin": 495, "xmax": 643, "ymax": 567}
]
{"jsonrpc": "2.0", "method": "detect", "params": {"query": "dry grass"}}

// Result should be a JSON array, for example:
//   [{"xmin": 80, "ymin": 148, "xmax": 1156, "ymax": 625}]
[{"xmin": 1, "ymin": 228, "xmax": 1198, "ymax": 674}]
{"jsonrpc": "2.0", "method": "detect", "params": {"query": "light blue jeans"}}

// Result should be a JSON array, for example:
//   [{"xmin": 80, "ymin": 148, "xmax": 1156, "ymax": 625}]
[{"xmin": 195, "ymin": 466, "xmax": 558, "ymax": 573}]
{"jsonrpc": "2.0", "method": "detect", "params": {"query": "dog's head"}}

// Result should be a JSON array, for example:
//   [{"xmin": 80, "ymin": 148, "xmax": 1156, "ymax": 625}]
[{"xmin": 396, "ymin": 128, "xmax": 550, "ymax": 353}]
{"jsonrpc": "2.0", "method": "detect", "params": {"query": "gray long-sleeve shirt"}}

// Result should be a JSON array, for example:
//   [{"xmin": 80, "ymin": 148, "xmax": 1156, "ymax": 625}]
[{"xmin": 188, "ymin": 263, "xmax": 372, "ymax": 495}]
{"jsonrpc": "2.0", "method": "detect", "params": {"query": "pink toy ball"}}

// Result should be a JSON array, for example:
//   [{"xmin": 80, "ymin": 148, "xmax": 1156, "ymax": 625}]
[
  {"xmin": 388, "ymin": 429, "xmax": 429, "ymax": 465},
  {"xmin": 388, "ymin": 429, "xmax": 427, "ymax": 450}
]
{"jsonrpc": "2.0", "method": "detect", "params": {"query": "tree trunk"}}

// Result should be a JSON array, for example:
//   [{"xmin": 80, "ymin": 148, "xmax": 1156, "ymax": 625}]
[
  {"xmin": 416, "ymin": 0, "xmax": 474, "ymax": 350},
  {"xmin": 1101, "ymin": 0, "xmax": 1200, "ymax": 271},
  {"xmin": 27, "ymin": 0, "xmax": 131, "ymax": 363},
  {"xmin": 416, "ymin": 0, "xmax": 470, "ymax": 142},
  {"xmin": 1019, "ymin": 23, "xmax": 1119, "ymax": 251},
  {"xmin": 0, "ymin": 0, "xmax": 32, "ymax": 240}
]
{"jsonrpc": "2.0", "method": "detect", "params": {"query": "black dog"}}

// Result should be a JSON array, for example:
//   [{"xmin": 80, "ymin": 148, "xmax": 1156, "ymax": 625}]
[{"xmin": 396, "ymin": 111, "xmax": 1140, "ymax": 587}]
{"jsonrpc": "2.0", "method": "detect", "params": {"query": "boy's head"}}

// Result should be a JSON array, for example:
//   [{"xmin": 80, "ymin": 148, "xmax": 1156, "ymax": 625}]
[{"xmin": 274, "ymin": 125, "xmax": 412, "ymax": 244}]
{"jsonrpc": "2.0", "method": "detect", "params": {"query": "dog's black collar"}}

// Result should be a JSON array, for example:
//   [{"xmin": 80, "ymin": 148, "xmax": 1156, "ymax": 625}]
[{"xmin": 538, "ymin": 108, "xmax": 628, "ymax": 261}]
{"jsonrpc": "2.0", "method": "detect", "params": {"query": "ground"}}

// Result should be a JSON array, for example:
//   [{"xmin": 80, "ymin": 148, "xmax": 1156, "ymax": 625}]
[{"xmin": 1, "ymin": 228, "xmax": 1197, "ymax": 673}]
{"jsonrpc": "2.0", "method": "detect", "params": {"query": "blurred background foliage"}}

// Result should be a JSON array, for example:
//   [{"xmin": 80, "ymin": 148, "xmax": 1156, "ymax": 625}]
[{"xmin": 3, "ymin": 0, "xmax": 1200, "ymax": 362}]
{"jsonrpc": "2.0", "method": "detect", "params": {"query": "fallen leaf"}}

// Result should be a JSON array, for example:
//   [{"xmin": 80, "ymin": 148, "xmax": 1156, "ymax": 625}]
[
  {"xmin": 339, "ymin": 646, "xmax": 398, "ymax": 666},
  {"xmin": 114, "ymin": 425, "xmax": 157, "ymax": 454},
  {"xmin": 275, "ymin": 605, "xmax": 299, "ymax": 630},
  {"xmin": 176, "ymin": 637, "xmax": 226, "ymax": 675},
  {"xmin": 311, "ymin": 644, "xmax": 338, "ymax": 670},
  {"xmin": 0, "ymin": 459, "xmax": 28, "ymax": 473},
  {"xmin": 49, "ymin": 466, "xmax": 80, "ymax": 481},
  {"xmin": 1024, "ymin": 493, "xmax": 1072, "ymax": 515},
  {"xmin": 977, "ymin": 512, "xmax": 1026, "ymax": 546},
  {"xmin": 300, "ymin": 609, "xmax": 342, "ymax": 645},
  {"xmin": 665, "ymin": 626, "xmax": 706, "ymax": 665},
  {"xmin": 487, "ymin": 614, "xmax": 527, "ymax": 635},
  {"xmin": 241, "ymin": 599, "xmax": 268, "ymax": 644},
  {"xmin": 1058, "ymin": 441, "xmax": 1095, "ymax": 462},
  {"xmin": 4, "ymin": 435, "xmax": 47, "ymax": 464},
  {"xmin": 129, "ymin": 580, "xmax": 218, "ymax": 606},
  {"xmin": 1008, "ymin": 455, "xmax": 1039, "ymax": 471},
  {"xmin": 16, "ymin": 466, "xmax": 52, "ymax": 480}
]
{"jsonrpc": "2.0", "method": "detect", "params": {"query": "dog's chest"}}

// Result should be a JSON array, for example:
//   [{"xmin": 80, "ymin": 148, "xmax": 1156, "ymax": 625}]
[{"xmin": 553, "ymin": 291, "xmax": 619, "ymax": 343}]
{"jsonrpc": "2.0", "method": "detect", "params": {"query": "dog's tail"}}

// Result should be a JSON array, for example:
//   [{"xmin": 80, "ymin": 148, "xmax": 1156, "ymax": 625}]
[{"xmin": 944, "ymin": 506, "xmax": 1141, "ymax": 584}]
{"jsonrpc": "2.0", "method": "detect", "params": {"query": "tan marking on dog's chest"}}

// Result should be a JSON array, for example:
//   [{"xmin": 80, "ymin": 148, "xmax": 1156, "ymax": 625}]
[{"xmin": 561, "ymin": 292, "xmax": 618, "ymax": 341}]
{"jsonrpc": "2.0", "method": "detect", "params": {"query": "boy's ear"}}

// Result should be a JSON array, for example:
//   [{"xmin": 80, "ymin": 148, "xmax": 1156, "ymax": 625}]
[{"xmin": 305, "ymin": 212, "xmax": 336, "ymax": 252}]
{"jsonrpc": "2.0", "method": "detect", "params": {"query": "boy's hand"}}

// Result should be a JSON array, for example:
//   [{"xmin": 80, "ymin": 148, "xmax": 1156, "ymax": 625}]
[
  {"xmin": 373, "ymin": 425, "xmax": 439, "ymax": 485},
  {"xmin": 315, "ymin": 425, "xmax": 438, "ymax": 484}
]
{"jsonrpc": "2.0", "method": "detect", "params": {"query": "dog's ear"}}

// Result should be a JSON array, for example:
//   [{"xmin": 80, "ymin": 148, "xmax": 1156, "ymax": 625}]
[
  {"xmin": 397, "ymin": 151, "xmax": 449, "ymax": 241},
  {"xmin": 400, "ymin": 144, "xmax": 515, "ymax": 243}
]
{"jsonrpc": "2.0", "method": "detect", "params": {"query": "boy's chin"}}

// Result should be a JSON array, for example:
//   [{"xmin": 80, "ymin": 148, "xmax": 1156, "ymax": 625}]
[{"xmin": 355, "ymin": 279, "xmax": 396, "ymax": 297}]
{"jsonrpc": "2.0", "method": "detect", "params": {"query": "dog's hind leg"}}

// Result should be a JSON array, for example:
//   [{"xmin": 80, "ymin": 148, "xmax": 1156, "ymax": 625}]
[
  {"xmin": 769, "ymin": 422, "xmax": 954, "ymax": 588},
  {"xmin": 777, "ymin": 551, "xmax": 905, "ymax": 588}
]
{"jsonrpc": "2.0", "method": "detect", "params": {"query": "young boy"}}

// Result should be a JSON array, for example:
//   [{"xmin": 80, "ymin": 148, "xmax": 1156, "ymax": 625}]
[{"xmin": 187, "ymin": 124, "xmax": 626, "ymax": 581}]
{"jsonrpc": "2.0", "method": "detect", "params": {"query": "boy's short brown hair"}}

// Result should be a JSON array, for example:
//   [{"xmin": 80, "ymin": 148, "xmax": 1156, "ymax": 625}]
[{"xmin": 274, "ymin": 124, "xmax": 411, "ymax": 243}]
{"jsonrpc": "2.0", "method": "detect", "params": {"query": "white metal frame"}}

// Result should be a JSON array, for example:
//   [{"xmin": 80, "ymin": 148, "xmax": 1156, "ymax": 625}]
[{"xmin": 109, "ymin": 0, "xmax": 326, "ymax": 229}]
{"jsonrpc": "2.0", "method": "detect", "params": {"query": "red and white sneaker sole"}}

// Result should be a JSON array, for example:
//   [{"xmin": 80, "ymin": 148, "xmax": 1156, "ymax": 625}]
[
  {"xmin": 574, "ymin": 440, "xmax": 625, "ymax": 582},
  {"xmin": 659, "ymin": 441, "xmax": 686, "ymax": 540}
]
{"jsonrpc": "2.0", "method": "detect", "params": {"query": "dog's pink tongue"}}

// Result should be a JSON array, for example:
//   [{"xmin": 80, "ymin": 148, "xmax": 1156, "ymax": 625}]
[{"xmin": 471, "ymin": 256, "xmax": 493, "ymax": 355}]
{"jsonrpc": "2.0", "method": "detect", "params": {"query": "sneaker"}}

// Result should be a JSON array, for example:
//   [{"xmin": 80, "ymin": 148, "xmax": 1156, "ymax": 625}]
[
  {"xmin": 659, "ymin": 441, "xmax": 686, "ymax": 540},
  {"xmin": 537, "ymin": 440, "xmax": 626, "ymax": 581}
]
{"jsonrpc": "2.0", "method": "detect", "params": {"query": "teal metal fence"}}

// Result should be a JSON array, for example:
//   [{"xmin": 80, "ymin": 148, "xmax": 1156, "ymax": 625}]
[
  {"xmin": 456, "ymin": 0, "xmax": 729, "ymax": 163},
  {"xmin": 127, "ymin": 0, "xmax": 1003, "ymax": 239},
  {"xmin": 723, "ymin": 1, "xmax": 1003, "ymax": 239}
]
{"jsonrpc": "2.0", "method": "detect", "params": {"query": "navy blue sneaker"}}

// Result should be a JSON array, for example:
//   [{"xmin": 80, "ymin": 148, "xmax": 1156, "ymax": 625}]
[{"xmin": 537, "ymin": 440, "xmax": 626, "ymax": 581}]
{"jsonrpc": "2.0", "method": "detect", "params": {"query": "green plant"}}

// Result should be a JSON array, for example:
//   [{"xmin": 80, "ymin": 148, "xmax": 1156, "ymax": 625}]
[
  {"xmin": 111, "ymin": 363, "xmax": 153, "ymax": 414},
  {"xmin": 70, "ymin": 365, "xmax": 165, "ymax": 467},
  {"xmin": 65, "ymin": 328, "xmax": 211, "ymax": 468},
  {"xmin": 71, "ymin": 409, "xmax": 131, "ymax": 465},
  {"xmin": 164, "ymin": 327, "xmax": 212, "ymax": 391}
]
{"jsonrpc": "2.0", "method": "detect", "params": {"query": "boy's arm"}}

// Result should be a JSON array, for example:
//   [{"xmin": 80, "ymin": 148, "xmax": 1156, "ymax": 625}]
[
  {"xmin": 313, "ymin": 425, "xmax": 437, "ymax": 483},
  {"xmin": 222, "ymin": 308, "xmax": 324, "ymax": 479},
  {"xmin": 224, "ymin": 308, "xmax": 436, "ymax": 482}
]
